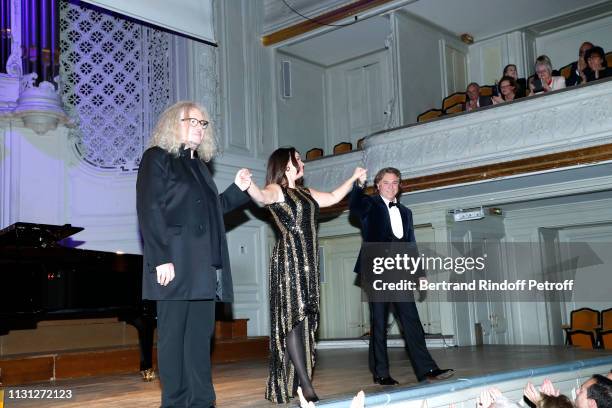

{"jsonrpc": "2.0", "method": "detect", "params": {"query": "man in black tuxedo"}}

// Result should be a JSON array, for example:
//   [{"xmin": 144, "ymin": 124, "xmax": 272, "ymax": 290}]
[
  {"xmin": 137, "ymin": 101, "xmax": 252, "ymax": 407},
  {"xmin": 349, "ymin": 167, "xmax": 453, "ymax": 385}
]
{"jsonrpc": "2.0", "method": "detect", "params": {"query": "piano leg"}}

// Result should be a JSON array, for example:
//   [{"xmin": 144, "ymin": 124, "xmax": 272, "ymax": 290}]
[{"xmin": 127, "ymin": 314, "xmax": 157, "ymax": 382}]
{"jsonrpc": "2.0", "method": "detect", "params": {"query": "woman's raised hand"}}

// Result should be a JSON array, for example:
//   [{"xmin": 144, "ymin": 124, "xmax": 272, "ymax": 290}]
[{"xmin": 353, "ymin": 167, "xmax": 367, "ymax": 184}]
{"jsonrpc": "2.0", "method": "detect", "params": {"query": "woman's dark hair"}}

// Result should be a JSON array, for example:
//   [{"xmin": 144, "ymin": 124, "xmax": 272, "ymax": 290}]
[
  {"xmin": 503, "ymin": 64, "xmax": 517, "ymax": 76},
  {"xmin": 584, "ymin": 46, "xmax": 607, "ymax": 68},
  {"xmin": 537, "ymin": 394, "xmax": 573, "ymax": 408},
  {"xmin": 266, "ymin": 147, "xmax": 299, "ymax": 186},
  {"xmin": 498, "ymin": 75, "xmax": 518, "ymax": 100}
]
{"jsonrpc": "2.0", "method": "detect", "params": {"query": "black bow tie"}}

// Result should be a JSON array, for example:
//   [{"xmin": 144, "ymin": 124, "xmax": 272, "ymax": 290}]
[
  {"xmin": 179, "ymin": 145, "xmax": 198, "ymax": 159},
  {"xmin": 388, "ymin": 202, "xmax": 398, "ymax": 208}
]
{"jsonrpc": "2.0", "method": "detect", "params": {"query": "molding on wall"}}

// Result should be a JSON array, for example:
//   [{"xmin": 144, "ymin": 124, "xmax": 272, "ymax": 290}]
[{"xmin": 262, "ymin": 0, "xmax": 416, "ymax": 47}]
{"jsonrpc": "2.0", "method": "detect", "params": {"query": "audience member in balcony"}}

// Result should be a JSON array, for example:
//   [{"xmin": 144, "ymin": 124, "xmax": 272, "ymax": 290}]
[
  {"xmin": 491, "ymin": 76, "xmax": 519, "ymax": 104},
  {"xmin": 583, "ymin": 46, "xmax": 612, "ymax": 82},
  {"xmin": 464, "ymin": 82, "xmax": 492, "ymax": 111},
  {"xmin": 243, "ymin": 147, "xmax": 366, "ymax": 403},
  {"xmin": 502, "ymin": 64, "xmax": 526, "ymax": 98},
  {"xmin": 529, "ymin": 55, "xmax": 566, "ymax": 95},
  {"xmin": 566, "ymin": 41, "xmax": 593, "ymax": 86}
]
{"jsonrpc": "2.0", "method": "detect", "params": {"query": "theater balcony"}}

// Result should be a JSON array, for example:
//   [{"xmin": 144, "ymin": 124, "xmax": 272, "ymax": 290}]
[{"xmin": 304, "ymin": 79, "xmax": 612, "ymax": 195}]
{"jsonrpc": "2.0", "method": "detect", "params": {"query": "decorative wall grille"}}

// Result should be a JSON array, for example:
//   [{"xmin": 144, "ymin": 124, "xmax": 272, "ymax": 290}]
[{"xmin": 59, "ymin": 0, "xmax": 173, "ymax": 171}]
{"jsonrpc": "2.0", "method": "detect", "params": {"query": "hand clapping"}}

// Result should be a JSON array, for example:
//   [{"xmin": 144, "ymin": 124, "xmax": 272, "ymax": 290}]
[{"xmin": 524, "ymin": 378, "xmax": 560, "ymax": 406}]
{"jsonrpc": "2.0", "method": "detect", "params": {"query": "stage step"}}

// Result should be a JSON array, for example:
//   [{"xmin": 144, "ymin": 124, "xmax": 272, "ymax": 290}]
[
  {"xmin": 317, "ymin": 335, "xmax": 455, "ymax": 349},
  {"xmin": 0, "ymin": 336, "xmax": 268, "ymax": 386}
]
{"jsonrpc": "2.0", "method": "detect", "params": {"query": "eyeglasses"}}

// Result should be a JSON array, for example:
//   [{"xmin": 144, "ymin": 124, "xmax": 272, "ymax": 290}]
[{"xmin": 181, "ymin": 118, "xmax": 209, "ymax": 129}]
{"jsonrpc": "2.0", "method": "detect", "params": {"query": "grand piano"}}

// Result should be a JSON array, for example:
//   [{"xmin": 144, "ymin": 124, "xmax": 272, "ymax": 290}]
[{"xmin": 0, "ymin": 222, "xmax": 156, "ymax": 380}]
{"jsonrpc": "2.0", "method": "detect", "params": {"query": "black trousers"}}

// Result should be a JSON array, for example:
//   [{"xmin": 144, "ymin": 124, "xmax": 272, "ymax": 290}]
[
  {"xmin": 368, "ymin": 301, "xmax": 438, "ymax": 380},
  {"xmin": 157, "ymin": 300, "xmax": 215, "ymax": 408}
]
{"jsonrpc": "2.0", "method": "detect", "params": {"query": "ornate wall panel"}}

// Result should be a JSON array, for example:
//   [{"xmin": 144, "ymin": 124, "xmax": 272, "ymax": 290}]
[
  {"xmin": 193, "ymin": 40, "xmax": 221, "ymax": 150},
  {"xmin": 59, "ymin": 0, "xmax": 173, "ymax": 171}
]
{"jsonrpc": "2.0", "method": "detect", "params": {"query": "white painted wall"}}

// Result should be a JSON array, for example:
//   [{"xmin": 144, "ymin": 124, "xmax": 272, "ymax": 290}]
[
  {"xmin": 443, "ymin": 41, "xmax": 468, "ymax": 95},
  {"xmin": 275, "ymin": 52, "xmax": 327, "ymax": 156},
  {"xmin": 393, "ymin": 11, "xmax": 460, "ymax": 123},
  {"xmin": 468, "ymin": 31, "xmax": 531, "ymax": 86},
  {"xmin": 504, "ymin": 199, "xmax": 612, "ymax": 345},
  {"xmin": 218, "ymin": 0, "xmax": 278, "ymax": 161},
  {"xmin": 325, "ymin": 49, "xmax": 391, "ymax": 152}
]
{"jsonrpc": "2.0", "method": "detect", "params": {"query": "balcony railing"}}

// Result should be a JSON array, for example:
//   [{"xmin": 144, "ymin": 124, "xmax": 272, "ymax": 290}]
[{"xmin": 304, "ymin": 79, "xmax": 612, "ymax": 194}]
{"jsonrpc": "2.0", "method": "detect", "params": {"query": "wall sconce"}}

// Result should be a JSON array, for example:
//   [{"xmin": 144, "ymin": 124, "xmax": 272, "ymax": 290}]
[{"xmin": 460, "ymin": 33, "xmax": 474, "ymax": 44}]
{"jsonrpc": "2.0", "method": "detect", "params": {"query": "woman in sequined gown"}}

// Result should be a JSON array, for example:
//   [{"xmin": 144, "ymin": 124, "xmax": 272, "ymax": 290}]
[{"xmin": 244, "ymin": 147, "xmax": 366, "ymax": 403}]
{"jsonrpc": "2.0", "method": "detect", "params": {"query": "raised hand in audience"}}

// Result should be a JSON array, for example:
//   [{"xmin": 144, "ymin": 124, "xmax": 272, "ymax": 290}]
[
  {"xmin": 488, "ymin": 387, "xmax": 504, "ymax": 399},
  {"xmin": 491, "ymin": 95, "xmax": 504, "ymax": 105},
  {"xmin": 540, "ymin": 378, "xmax": 560, "ymax": 397},
  {"xmin": 350, "ymin": 390, "xmax": 365, "ymax": 408},
  {"xmin": 524, "ymin": 382, "xmax": 542, "ymax": 404},
  {"xmin": 477, "ymin": 388, "xmax": 494, "ymax": 408}
]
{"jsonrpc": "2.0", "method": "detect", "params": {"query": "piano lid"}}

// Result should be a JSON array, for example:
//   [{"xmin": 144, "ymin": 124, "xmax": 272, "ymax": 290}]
[{"xmin": 0, "ymin": 222, "xmax": 84, "ymax": 248}]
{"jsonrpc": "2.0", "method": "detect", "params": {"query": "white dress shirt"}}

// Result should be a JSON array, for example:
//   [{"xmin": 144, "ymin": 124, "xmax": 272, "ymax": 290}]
[{"xmin": 380, "ymin": 196, "xmax": 403, "ymax": 239}]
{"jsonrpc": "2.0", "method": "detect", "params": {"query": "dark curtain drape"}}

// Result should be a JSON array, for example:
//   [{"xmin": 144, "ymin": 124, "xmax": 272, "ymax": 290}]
[{"xmin": 21, "ymin": 0, "xmax": 59, "ymax": 84}]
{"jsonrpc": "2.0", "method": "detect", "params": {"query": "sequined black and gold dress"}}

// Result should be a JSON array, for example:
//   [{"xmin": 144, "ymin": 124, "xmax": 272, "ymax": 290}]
[{"xmin": 265, "ymin": 186, "xmax": 320, "ymax": 403}]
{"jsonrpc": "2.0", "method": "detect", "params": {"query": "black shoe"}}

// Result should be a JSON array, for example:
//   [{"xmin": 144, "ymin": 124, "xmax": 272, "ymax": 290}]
[
  {"xmin": 373, "ymin": 375, "xmax": 399, "ymax": 385},
  {"xmin": 297, "ymin": 386, "xmax": 319, "ymax": 403},
  {"xmin": 422, "ymin": 368, "xmax": 454, "ymax": 381},
  {"xmin": 307, "ymin": 395, "xmax": 320, "ymax": 403},
  {"xmin": 301, "ymin": 391, "xmax": 319, "ymax": 403}
]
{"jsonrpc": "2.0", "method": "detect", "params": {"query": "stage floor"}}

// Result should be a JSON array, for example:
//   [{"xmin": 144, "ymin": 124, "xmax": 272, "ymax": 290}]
[{"xmin": 4, "ymin": 345, "xmax": 611, "ymax": 407}]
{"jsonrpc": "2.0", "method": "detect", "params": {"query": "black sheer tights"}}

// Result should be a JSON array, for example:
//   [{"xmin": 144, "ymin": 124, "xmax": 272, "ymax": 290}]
[{"xmin": 286, "ymin": 320, "xmax": 318, "ymax": 402}]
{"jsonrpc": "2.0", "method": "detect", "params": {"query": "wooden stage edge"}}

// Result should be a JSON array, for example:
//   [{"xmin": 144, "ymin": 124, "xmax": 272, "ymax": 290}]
[
  {"xmin": 2, "ymin": 346, "xmax": 611, "ymax": 408},
  {"xmin": 0, "ymin": 336, "xmax": 269, "ymax": 386}
]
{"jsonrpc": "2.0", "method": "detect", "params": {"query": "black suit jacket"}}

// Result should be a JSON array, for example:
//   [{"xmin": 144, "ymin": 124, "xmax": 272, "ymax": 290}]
[
  {"xmin": 136, "ymin": 146, "xmax": 249, "ymax": 301},
  {"xmin": 584, "ymin": 67, "xmax": 612, "ymax": 82},
  {"xmin": 565, "ymin": 62, "xmax": 582, "ymax": 87},
  {"xmin": 462, "ymin": 96, "xmax": 492, "ymax": 111},
  {"xmin": 349, "ymin": 184, "xmax": 423, "ymax": 278}
]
